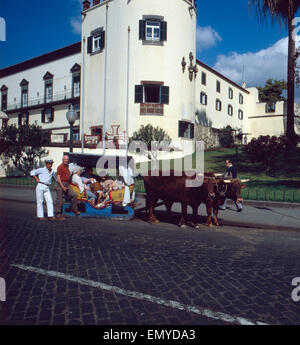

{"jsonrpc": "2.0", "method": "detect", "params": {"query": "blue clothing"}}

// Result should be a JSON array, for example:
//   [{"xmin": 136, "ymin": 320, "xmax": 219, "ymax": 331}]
[
  {"xmin": 226, "ymin": 165, "xmax": 237, "ymax": 179},
  {"xmin": 30, "ymin": 167, "xmax": 56, "ymax": 185}
]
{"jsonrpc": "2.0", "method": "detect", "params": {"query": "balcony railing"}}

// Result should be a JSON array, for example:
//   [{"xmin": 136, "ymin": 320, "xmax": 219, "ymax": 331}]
[{"xmin": 6, "ymin": 90, "xmax": 80, "ymax": 111}]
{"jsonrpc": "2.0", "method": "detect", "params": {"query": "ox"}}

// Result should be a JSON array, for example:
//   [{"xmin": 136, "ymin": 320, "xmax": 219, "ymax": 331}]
[
  {"xmin": 143, "ymin": 170, "xmax": 217, "ymax": 227},
  {"xmin": 208, "ymin": 175, "xmax": 249, "ymax": 226}
]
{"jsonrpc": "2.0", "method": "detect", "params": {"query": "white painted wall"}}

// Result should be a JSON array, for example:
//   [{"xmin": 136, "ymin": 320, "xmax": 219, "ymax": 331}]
[{"xmin": 82, "ymin": 0, "xmax": 197, "ymax": 154}]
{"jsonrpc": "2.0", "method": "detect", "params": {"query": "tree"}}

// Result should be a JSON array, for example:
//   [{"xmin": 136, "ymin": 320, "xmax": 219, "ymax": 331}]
[
  {"xmin": 0, "ymin": 124, "xmax": 49, "ymax": 176},
  {"xmin": 129, "ymin": 124, "xmax": 171, "ymax": 167},
  {"xmin": 249, "ymin": 0, "xmax": 300, "ymax": 145},
  {"xmin": 243, "ymin": 134, "xmax": 292, "ymax": 171},
  {"xmin": 257, "ymin": 79, "xmax": 287, "ymax": 103},
  {"xmin": 218, "ymin": 125, "xmax": 235, "ymax": 148}
]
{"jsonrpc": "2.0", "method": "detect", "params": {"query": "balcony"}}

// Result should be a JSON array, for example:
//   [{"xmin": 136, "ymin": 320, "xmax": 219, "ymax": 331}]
[{"xmin": 6, "ymin": 90, "xmax": 80, "ymax": 113}]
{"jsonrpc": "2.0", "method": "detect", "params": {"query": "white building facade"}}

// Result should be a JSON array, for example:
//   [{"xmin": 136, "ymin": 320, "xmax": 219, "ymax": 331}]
[{"xmin": 0, "ymin": 0, "xmax": 298, "ymax": 176}]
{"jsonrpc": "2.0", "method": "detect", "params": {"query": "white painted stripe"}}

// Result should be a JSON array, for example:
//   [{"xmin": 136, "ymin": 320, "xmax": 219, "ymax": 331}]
[{"xmin": 11, "ymin": 264, "xmax": 267, "ymax": 325}]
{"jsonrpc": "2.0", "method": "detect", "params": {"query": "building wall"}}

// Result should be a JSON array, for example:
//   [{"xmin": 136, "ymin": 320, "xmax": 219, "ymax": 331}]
[
  {"xmin": 82, "ymin": 0, "xmax": 197, "ymax": 153},
  {"xmin": 0, "ymin": 53, "xmax": 81, "ymax": 134}
]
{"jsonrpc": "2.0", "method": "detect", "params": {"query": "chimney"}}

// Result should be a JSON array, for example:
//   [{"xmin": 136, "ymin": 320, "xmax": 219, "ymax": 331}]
[
  {"xmin": 242, "ymin": 81, "xmax": 247, "ymax": 88},
  {"xmin": 93, "ymin": 0, "xmax": 100, "ymax": 5},
  {"xmin": 83, "ymin": 0, "xmax": 91, "ymax": 11}
]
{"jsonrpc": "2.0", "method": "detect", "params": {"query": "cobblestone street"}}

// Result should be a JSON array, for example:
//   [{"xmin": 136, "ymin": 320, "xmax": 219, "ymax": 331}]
[{"xmin": 0, "ymin": 200, "xmax": 300, "ymax": 325}]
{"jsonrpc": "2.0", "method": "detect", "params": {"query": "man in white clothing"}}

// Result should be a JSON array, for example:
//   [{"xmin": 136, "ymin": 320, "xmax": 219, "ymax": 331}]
[{"xmin": 30, "ymin": 159, "xmax": 56, "ymax": 221}]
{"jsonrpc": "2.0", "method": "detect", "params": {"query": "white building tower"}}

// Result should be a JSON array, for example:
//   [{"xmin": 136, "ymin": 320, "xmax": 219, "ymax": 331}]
[{"xmin": 81, "ymin": 0, "xmax": 197, "ymax": 152}]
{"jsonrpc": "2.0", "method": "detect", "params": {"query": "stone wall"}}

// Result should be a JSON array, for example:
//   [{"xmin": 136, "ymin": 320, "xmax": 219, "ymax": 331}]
[{"xmin": 195, "ymin": 125, "xmax": 220, "ymax": 149}]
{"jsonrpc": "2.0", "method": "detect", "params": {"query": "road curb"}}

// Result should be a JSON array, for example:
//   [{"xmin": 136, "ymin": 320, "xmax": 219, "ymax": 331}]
[
  {"xmin": 1, "ymin": 197, "xmax": 299, "ymax": 232},
  {"xmin": 1, "ymin": 185, "xmax": 300, "ymax": 209}
]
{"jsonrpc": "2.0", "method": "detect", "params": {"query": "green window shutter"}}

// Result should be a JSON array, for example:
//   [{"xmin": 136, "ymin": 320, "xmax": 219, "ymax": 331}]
[
  {"xmin": 160, "ymin": 86, "xmax": 169, "ymax": 104},
  {"xmin": 160, "ymin": 21, "xmax": 167, "ymax": 41},
  {"xmin": 178, "ymin": 121, "xmax": 185, "ymax": 138},
  {"xmin": 41, "ymin": 110, "xmax": 45, "ymax": 123},
  {"xmin": 87, "ymin": 36, "xmax": 93, "ymax": 54},
  {"xmin": 190, "ymin": 123, "xmax": 195, "ymax": 139},
  {"xmin": 101, "ymin": 31, "xmax": 105, "ymax": 50},
  {"xmin": 139, "ymin": 20, "xmax": 146, "ymax": 40},
  {"xmin": 18, "ymin": 114, "xmax": 22, "ymax": 126},
  {"xmin": 135, "ymin": 85, "xmax": 144, "ymax": 103}
]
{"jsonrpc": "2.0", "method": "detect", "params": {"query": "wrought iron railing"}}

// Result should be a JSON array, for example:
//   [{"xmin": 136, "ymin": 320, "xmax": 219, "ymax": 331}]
[{"xmin": 6, "ymin": 90, "xmax": 79, "ymax": 111}]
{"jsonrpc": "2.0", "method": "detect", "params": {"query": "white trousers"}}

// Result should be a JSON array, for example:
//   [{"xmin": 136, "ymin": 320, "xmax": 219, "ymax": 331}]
[{"xmin": 36, "ymin": 183, "xmax": 54, "ymax": 218}]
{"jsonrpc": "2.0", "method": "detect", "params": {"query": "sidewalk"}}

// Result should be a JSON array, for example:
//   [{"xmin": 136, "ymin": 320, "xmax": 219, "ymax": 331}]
[{"xmin": 0, "ymin": 185, "xmax": 299, "ymax": 231}]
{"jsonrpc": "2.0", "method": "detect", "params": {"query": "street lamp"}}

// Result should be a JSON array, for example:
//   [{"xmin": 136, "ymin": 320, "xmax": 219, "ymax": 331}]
[{"xmin": 66, "ymin": 105, "xmax": 77, "ymax": 153}]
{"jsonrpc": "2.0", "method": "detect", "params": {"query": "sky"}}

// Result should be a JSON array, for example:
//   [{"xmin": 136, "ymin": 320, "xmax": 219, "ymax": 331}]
[{"xmin": 0, "ymin": 0, "xmax": 299, "ymax": 99}]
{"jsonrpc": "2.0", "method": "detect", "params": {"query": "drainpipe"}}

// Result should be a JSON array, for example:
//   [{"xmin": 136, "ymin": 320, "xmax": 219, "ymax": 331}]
[
  {"xmin": 81, "ymin": 36, "xmax": 86, "ymax": 153},
  {"xmin": 102, "ymin": 2, "xmax": 109, "ymax": 155},
  {"xmin": 125, "ymin": 26, "xmax": 131, "ymax": 160}
]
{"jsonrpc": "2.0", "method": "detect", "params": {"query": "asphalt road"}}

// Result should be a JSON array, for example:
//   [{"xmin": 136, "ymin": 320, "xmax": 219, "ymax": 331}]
[{"xmin": 0, "ymin": 200, "xmax": 300, "ymax": 325}]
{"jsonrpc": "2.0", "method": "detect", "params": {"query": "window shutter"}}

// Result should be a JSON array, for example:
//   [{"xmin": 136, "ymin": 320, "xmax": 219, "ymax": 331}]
[
  {"xmin": 160, "ymin": 86, "xmax": 169, "ymax": 104},
  {"xmin": 26, "ymin": 113, "xmax": 29, "ymax": 125},
  {"xmin": 87, "ymin": 36, "xmax": 93, "ymax": 54},
  {"xmin": 41, "ymin": 110, "xmax": 45, "ymax": 123},
  {"xmin": 160, "ymin": 21, "xmax": 167, "ymax": 41},
  {"xmin": 135, "ymin": 85, "xmax": 144, "ymax": 103},
  {"xmin": 190, "ymin": 123, "xmax": 194, "ymax": 139},
  {"xmin": 101, "ymin": 31, "xmax": 105, "ymax": 50},
  {"xmin": 50, "ymin": 108, "xmax": 54, "ymax": 122},
  {"xmin": 18, "ymin": 114, "xmax": 22, "ymax": 126},
  {"xmin": 178, "ymin": 121, "xmax": 185, "ymax": 138},
  {"xmin": 139, "ymin": 20, "xmax": 146, "ymax": 40}
]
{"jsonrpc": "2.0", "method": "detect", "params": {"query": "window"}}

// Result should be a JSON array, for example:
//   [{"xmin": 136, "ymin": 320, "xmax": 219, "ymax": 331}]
[
  {"xmin": 178, "ymin": 121, "xmax": 194, "ymax": 139},
  {"xmin": 135, "ymin": 84, "xmax": 169, "ymax": 104},
  {"xmin": 87, "ymin": 29, "xmax": 105, "ymax": 54},
  {"xmin": 71, "ymin": 63, "xmax": 81, "ymax": 98},
  {"xmin": 20, "ymin": 79, "xmax": 28, "ymax": 108},
  {"xmin": 266, "ymin": 102, "xmax": 276, "ymax": 113},
  {"xmin": 228, "ymin": 105, "xmax": 233, "ymax": 116},
  {"xmin": 146, "ymin": 21, "xmax": 160, "ymax": 41},
  {"xmin": 239, "ymin": 93, "xmax": 243, "ymax": 104},
  {"xmin": 2, "ymin": 119, "xmax": 8, "ymax": 129},
  {"xmin": 228, "ymin": 87, "xmax": 233, "ymax": 99},
  {"xmin": 216, "ymin": 99, "xmax": 222, "ymax": 111},
  {"xmin": 200, "ymin": 92, "xmax": 207, "ymax": 105},
  {"xmin": 201, "ymin": 72, "xmax": 206, "ymax": 86},
  {"xmin": 73, "ymin": 75, "xmax": 80, "ymax": 98},
  {"xmin": 42, "ymin": 107, "xmax": 54, "ymax": 123},
  {"xmin": 73, "ymin": 102, "xmax": 80, "ymax": 118},
  {"xmin": 216, "ymin": 80, "xmax": 221, "ymax": 93},
  {"xmin": 43, "ymin": 72, "xmax": 54, "ymax": 103},
  {"xmin": 72, "ymin": 129, "xmax": 79, "ymax": 142},
  {"xmin": 18, "ymin": 112, "xmax": 29, "ymax": 126},
  {"xmin": 139, "ymin": 17, "xmax": 167, "ymax": 44},
  {"xmin": 238, "ymin": 109, "xmax": 243, "ymax": 120},
  {"xmin": 1, "ymin": 85, "xmax": 7, "ymax": 111},
  {"xmin": 22, "ymin": 89, "xmax": 28, "ymax": 107}
]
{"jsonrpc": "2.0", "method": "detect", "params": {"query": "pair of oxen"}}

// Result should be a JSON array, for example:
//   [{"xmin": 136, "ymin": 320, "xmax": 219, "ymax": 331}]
[{"xmin": 143, "ymin": 171, "xmax": 249, "ymax": 228}]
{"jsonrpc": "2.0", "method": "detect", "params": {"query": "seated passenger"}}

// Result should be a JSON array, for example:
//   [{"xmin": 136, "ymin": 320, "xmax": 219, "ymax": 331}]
[{"xmin": 72, "ymin": 166, "xmax": 96, "ymax": 206}]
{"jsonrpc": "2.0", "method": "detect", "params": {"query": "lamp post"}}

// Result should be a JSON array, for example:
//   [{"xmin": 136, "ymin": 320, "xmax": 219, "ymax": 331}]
[{"xmin": 66, "ymin": 105, "xmax": 77, "ymax": 153}]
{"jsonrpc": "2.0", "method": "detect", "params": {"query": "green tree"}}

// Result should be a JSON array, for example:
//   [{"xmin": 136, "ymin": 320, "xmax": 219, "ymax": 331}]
[
  {"xmin": 129, "ymin": 124, "xmax": 171, "ymax": 166},
  {"xmin": 257, "ymin": 79, "xmax": 287, "ymax": 103},
  {"xmin": 0, "ymin": 124, "xmax": 49, "ymax": 176},
  {"xmin": 249, "ymin": 0, "xmax": 300, "ymax": 145},
  {"xmin": 243, "ymin": 134, "xmax": 292, "ymax": 171},
  {"xmin": 218, "ymin": 125, "xmax": 234, "ymax": 148}
]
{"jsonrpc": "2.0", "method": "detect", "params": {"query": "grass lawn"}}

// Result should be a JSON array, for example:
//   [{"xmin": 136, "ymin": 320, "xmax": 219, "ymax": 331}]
[{"xmin": 1, "ymin": 146, "xmax": 299, "ymax": 202}]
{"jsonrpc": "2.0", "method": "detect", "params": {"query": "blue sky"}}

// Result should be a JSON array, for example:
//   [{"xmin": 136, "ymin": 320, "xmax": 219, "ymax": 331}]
[{"xmin": 0, "ymin": 0, "xmax": 297, "ymax": 92}]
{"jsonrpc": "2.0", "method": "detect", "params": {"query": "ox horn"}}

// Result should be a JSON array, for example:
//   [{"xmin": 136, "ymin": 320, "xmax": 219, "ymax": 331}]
[
  {"xmin": 241, "ymin": 179, "xmax": 250, "ymax": 183},
  {"xmin": 224, "ymin": 179, "xmax": 232, "ymax": 184},
  {"xmin": 214, "ymin": 173, "xmax": 223, "ymax": 177}
]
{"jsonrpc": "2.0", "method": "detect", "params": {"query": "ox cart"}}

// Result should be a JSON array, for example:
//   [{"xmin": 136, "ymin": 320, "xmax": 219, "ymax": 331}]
[{"xmin": 62, "ymin": 152, "xmax": 135, "ymax": 220}]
